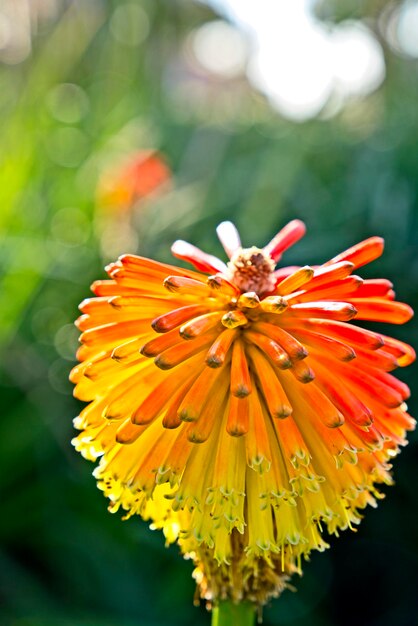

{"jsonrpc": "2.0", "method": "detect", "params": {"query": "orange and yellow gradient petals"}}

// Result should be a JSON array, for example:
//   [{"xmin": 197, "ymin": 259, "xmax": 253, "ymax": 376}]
[{"xmin": 71, "ymin": 221, "xmax": 415, "ymax": 606}]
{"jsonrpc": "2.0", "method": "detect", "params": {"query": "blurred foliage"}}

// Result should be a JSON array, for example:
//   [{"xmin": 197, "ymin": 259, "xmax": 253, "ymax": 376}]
[
  {"xmin": 314, "ymin": 0, "xmax": 389, "ymax": 21},
  {"xmin": 0, "ymin": 1, "xmax": 417, "ymax": 625}
]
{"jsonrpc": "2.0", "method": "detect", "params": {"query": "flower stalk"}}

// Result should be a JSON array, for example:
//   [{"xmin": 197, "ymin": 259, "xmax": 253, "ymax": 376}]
[{"xmin": 212, "ymin": 600, "xmax": 256, "ymax": 626}]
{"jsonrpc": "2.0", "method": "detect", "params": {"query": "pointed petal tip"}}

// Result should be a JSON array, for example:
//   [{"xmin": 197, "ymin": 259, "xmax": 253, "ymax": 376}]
[
  {"xmin": 216, "ymin": 220, "xmax": 242, "ymax": 258},
  {"xmin": 264, "ymin": 219, "xmax": 307, "ymax": 262},
  {"xmin": 171, "ymin": 239, "xmax": 227, "ymax": 274}
]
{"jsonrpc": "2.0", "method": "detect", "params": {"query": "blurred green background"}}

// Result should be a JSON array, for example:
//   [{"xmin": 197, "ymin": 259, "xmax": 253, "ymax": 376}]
[{"xmin": 0, "ymin": 1, "xmax": 417, "ymax": 625}]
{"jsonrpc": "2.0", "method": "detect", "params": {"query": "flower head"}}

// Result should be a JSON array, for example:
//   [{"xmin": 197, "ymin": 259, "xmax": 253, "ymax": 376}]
[{"xmin": 71, "ymin": 219, "xmax": 415, "ymax": 605}]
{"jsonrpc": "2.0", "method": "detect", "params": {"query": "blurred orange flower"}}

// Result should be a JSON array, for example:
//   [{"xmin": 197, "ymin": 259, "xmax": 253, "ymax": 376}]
[
  {"xmin": 71, "ymin": 219, "xmax": 415, "ymax": 605},
  {"xmin": 97, "ymin": 150, "xmax": 171, "ymax": 211}
]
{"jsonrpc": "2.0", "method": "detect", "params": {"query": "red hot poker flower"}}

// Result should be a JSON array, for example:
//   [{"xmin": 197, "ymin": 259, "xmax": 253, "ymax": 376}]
[{"xmin": 71, "ymin": 219, "xmax": 415, "ymax": 605}]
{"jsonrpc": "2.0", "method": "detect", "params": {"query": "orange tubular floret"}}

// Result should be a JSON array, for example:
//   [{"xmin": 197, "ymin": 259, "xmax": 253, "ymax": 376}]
[
  {"xmin": 177, "ymin": 365, "xmax": 226, "ymax": 422},
  {"xmin": 360, "ymin": 366, "xmax": 410, "ymax": 401},
  {"xmin": 104, "ymin": 261, "xmax": 122, "ymax": 276},
  {"xmin": 80, "ymin": 320, "xmax": 152, "ymax": 346},
  {"xmin": 312, "ymin": 361, "xmax": 373, "ymax": 429},
  {"xmin": 237, "ymin": 292, "xmax": 260, "ymax": 309},
  {"xmin": 128, "ymin": 433, "xmax": 184, "ymax": 493},
  {"xmin": 252, "ymin": 322, "xmax": 308, "ymax": 360},
  {"xmin": 347, "ymin": 298, "xmax": 413, "ymax": 324},
  {"xmin": 248, "ymin": 346, "xmax": 292, "ymax": 418},
  {"xmin": 76, "ymin": 313, "xmax": 119, "ymax": 332},
  {"xmin": 109, "ymin": 298, "xmax": 182, "ymax": 316},
  {"xmin": 259, "ymin": 296, "xmax": 288, "ymax": 314},
  {"xmin": 118, "ymin": 253, "xmax": 205, "ymax": 282},
  {"xmin": 349, "ymin": 424, "xmax": 383, "ymax": 450},
  {"xmin": 227, "ymin": 395, "xmax": 250, "ymax": 436},
  {"xmin": 372, "ymin": 409, "xmax": 413, "ymax": 446},
  {"xmin": 206, "ymin": 274, "xmax": 240, "ymax": 298},
  {"xmin": 245, "ymin": 330, "xmax": 292, "ymax": 369},
  {"xmin": 79, "ymin": 297, "xmax": 114, "ymax": 314},
  {"xmin": 246, "ymin": 382, "xmax": 273, "ymax": 470},
  {"xmin": 304, "ymin": 261, "xmax": 354, "ymax": 291},
  {"xmin": 324, "ymin": 236, "xmax": 385, "ymax": 269},
  {"xmin": 264, "ymin": 219, "xmax": 306, "ymax": 262},
  {"xmin": 91, "ymin": 280, "xmax": 146, "ymax": 297},
  {"xmin": 186, "ymin": 376, "xmax": 229, "ymax": 443},
  {"xmin": 70, "ymin": 360, "xmax": 92, "ymax": 384},
  {"xmin": 385, "ymin": 406, "xmax": 415, "ymax": 431},
  {"xmin": 290, "ymin": 328, "xmax": 356, "ymax": 362},
  {"xmin": 274, "ymin": 265, "xmax": 302, "ymax": 282},
  {"xmin": 282, "ymin": 370, "xmax": 344, "ymax": 429},
  {"xmin": 353, "ymin": 346, "xmax": 398, "ymax": 372},
  {"xmin": 84, "ymin": 353, "xmax": 126, "ymax": 381},
  {"xmin": 140, "ymin": 328, "xmax": 183, "ymax": 357},
  {"xmin": 132, "ymin": 373, "xmax": 194, "ymax": 425},
  {"xmin": 221, "ymin": 310, "xmax": 248, "ymax": 328},
  {"xmin": 292, "ymin": 319, "xmax": 384, "ymax": 350},
  {"xmin": 379, "ymin": 334, "xmax": 416, "ymax": 366},
  {"xmin": 333, "ymin": 420, "xmax": 376, "ymax": 453},
  {"xmin": 275, "ymin": 266, "xmax": 314, "ymax": 296},
  {"xmin": 288, "ymin": 276, "xmax": 362, "ymax": 303},
  {"xmin": 115, "ymin": 419, "xmax": 148, "ymax": 445},
  {"xmin": 106, "ymin": 267, "xmax": 156, "ymax": 284},
  {"xmin": 162, "ymin": 379, "xmax": 196, "ymax": 429},
  {"xmin": 99, "ymin": 368, "xmax": 153, "ymax": 418},
  {"xmin": 354, "ymin": 279, "xmax": 394, "ymax": 298},
  {"xmin": 288, "ymin": 359, "xmax": 315, "ymax": 383},
  {"xmin": 155, "ymin": 331, "xmax": 218, "ymax": 370},
  {"xmin": 286, "ymin": 301, "xmax": 357, "ymax": 322},
  {"xmin": 272, "ymin": 414, "xmax": 310, "ymax": 466},
  {"xmin": 76, "ymin": 343, "xmax": 116, "ymax": 365},
  {"xmin": 207, "ymin": 274, "xmax": 240, "ymax": 296},
  {"xmin": 108, "ymin": 274, "xmax": 167, "ymax": 293},
  {"xmin": 332, "ymin": 363, "xmax": 404, "ymax": 408},
  {"xmin": 77, "ymin": 305, "xmax": 161, "ymax": 329},
  {"xmin": 180, "ymin": 312, "xmax": 223, "ymax": 339},
  {"xmin": 230, "ymin": 339, "xmax": 252, "ymax": 398},
  {"xmin": 152, "ymin": 305, "xmax": 211, "ymax": 333},
  {"xmin": 109, "ymin": 295, "xmax": 177, "ymax": 310},
  {"xmin": 163, "ymin": 275, "xmax": 211, "ymax": 297},
  {"xmin": 206, "ymin": 329, "xmax": 238, "ymax": 367}
]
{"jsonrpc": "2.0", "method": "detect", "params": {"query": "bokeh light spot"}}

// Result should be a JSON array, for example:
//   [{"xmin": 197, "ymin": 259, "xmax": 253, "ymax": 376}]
[
  {"xmin": 46, "ymin": 83, "xmax": 90, "ymax": 124},
  {"xmin": 331, "ymin": 22, "xmax": 385, "ymax": 97},
  {"xmin": 110, "ymin": 3, "xmax": 150, "ymax": 47},
  {"xmin": 48, "ymin": 358, "xmax": 73, "ymax": 395},
  {"xmin": 51, "ymin": 207, "xmax": 90, "ymax": 247},
  {"xmin": 54, "ymin": 324, "xmax": 79, "ymax": 361},
  {"xmin": 204, "ymin": 0, "xmax": 386, "ymax": 121},
  {"xmin": 191, "ymin": 20, "xmax": 248, "ymax": 78},
  {"xmin": 0, "ymin": 13, "xmax": 11, "ymax": 49},
  {"xmin": 397, "ymin": 0, "xmax": 418, "ymax": 58},
  {"xmin": 31, "ymin": 307, "xmax": 68, "ymax": 345},
  {"xmin": 0, "ymin": 1, "xmax": 31, "ymax": 65}
]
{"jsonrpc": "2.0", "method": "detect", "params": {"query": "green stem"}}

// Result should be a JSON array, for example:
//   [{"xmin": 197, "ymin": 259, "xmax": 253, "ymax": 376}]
[{"xmin": 212, "ymin": 600, "xmax": 256, "ymax": 626}]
